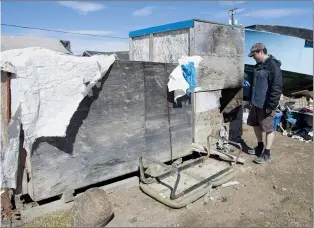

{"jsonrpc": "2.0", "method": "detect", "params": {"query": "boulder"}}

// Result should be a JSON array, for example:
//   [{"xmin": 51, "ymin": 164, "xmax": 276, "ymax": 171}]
[{"xmin": 71, "ymin": 188, "xmax": 113, "ymax": 227}]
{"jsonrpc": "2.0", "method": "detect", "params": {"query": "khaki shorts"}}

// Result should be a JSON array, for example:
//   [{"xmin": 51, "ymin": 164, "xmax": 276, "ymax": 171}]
[{"xmin": 247, "ymin": 106, "xmax": 275, "ymax": 133}]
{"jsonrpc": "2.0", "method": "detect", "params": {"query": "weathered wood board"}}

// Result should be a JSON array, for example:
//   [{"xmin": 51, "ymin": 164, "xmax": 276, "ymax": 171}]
[
  {"xmin": 29, "ymin": 60, "xmax": 195, "ymax": 201},
  {"xmin": 1, "ymin": 71, "xmax": 10, "ymax": 148},
  {"xmin": 196, "ymin": 55, "xmax": 244, "ymax": 90},
  {"xmin": 129, "ymin": 36, "xmax": 150, "ymax": 61},
  {"xmin": 143, "ymin": 62, "xmax": 171, "ymax": 161},
  {"xmin": 193, "ymin": 20, "xmax": 244, "ymax": 90},
  {"xmin": 153, "ymin": 29, "xmax": 189, "ymax": 63},
  {"xmin": 193, "ymin": 20, "xmax": 244, "ymax": 57}
]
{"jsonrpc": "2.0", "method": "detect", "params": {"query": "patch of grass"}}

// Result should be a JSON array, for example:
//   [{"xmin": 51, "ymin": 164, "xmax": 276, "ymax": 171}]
[{"xmin": 23, "ymin": 210, "xmax": 71, "ymax": 227}]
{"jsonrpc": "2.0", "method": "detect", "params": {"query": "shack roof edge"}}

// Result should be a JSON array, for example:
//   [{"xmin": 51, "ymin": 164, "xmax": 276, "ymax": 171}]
[
  {"xmin": 129, "ymin": 19, "xmax": 194, "ymax": 38},
  {"xmin": 129, "ymin": 18, "xmax": 243, "ymax": 38}
]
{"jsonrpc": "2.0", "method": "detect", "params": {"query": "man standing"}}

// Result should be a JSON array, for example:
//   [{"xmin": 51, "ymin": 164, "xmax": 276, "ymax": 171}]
[{"xmin": 246, "ymin": 43, "xmax": 283, "ymax": 164}]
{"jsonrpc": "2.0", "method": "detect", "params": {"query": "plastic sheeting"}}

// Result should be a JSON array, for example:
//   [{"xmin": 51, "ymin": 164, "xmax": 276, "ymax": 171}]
[
  {"xmin": 0, "ymin": 47, "xmax": 115, "ymax": 188},
  {"xmin": 167, "ymin": 56, "xmax": 202, "ymax": 102}
]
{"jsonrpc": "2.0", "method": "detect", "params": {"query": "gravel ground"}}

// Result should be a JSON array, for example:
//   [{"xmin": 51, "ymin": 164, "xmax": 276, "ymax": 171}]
[{"xmin": 21, "ymin": 126, "xmax": 313, "ymax": 227}]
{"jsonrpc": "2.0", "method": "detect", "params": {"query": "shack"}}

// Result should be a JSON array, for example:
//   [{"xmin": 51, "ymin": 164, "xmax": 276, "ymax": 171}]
[
  {"xmin": 1, "ymin": 19, "xmax": 244, "ymax": 203},
  {"xmin": 129, "ymin": 19, "xmax": 244, "ymax": 144}
]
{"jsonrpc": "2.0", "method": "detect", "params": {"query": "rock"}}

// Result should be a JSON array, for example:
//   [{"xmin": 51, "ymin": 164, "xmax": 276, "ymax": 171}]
[
  {"xmin": 310, "ymin": 208, "xmax": 313, "ymax": 212},
  {"xmin": 71, "ymin": 188, "xmax": 113, "ymax": 227},
  {"xmin": 128, "ymin": 217, "xmax": 137, "ymax": 223},
  {"xmin": 172, "ymin": 158, "xmax": 182, "ymax": 167},
  {"xmin": 221, "ymin": 197, "xmax": 228, "ymax": 202},
  {"xmin": 273, "ymin": 185, "xmax": 278, "ymax": 190},
  {"xmin": 203, "ymin": 192, "xmax": 211, "ymax": 205},
  {"xmin": 281, "ymin": 188, "xmax": 287, "ymax": 191},
  {"xmin": 233, "ymin": 185, "xmax": 240, "ymax": 190},
  {"xmin": 186, "ymin": 204, "xmax": 193, "ymax": 210}
]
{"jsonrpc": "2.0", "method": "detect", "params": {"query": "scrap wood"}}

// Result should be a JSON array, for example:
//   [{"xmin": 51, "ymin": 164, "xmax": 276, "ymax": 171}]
[
  {"xmin": 210, "ymin": 150, "xmax": 246, "ymax": 164},
  {"xmin": 221, "ymin": 181, "xmax": 240, "ymax": 187},
  {"xmin": 1, "ymin": 188, "xmax": 12, "ymax": 216},
  {"xmin": 291, "ymin": 90, "xmax": 313, "ymax": 100},
  {"xmin": 191, "ymin": 143, "xmax": 208, "ymax": 153},
  {"xmin": 0, "ymin": 188, "xmax": 20, "ymax": 220}
]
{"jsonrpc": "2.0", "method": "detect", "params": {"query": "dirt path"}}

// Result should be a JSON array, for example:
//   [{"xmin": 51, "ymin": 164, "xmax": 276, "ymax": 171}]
[
  {"xmin": 23, "ymin": 126, "xmax": 313, "ymax": 227},
  {"xmin": 107, "ymin": 126, "xmax": 313, "ymax": 227}
]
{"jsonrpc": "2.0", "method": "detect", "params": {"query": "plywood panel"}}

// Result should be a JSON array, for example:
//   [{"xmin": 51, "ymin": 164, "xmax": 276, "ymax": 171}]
[
  {"xmin": 29, "ymin": 61, "xmax": 183, "ymax": 201},
  {"xmin": 143, "ymin": 62, "xmax": 173, "ymax": 161},
  {"xmin": 197, "ymin": 55, "xmax": 244, "ymax": 90},
  {"xmin": 193, "ymin": 88, "xmax": 243, "ymax": 148},
  {"xmin": 30, "ymin": 61, "xmax": 146, "ymax": 201},
  {"xmin": 129, "ymin": 36, "xmax": 150, "ymax": 61},
  {"xmin": 1, "ymin": 71, "xmax": 10, "ymax": 149},
  {"xmin": 193, "ymin": 90, "xmax": 223, "ymax": 147},
  {"xmin": 153, "ymin": 29, "xmax": 189, "ymax": 63},
  {"xmin": 194, "ymin": 20, "xmax": 244, "ymax": 57}
]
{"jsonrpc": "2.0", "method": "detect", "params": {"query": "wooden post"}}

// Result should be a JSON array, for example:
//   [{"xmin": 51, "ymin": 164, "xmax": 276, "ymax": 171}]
[
  {"xmin": 129, "ymin": 38, "xmax": 133, "ymax": 61},
  {"xmin": 149, "ymin": 34, "xmax": 154, "ymax": 61},
  {"xmin": 0, "ymin": 71, "xmax": 14, "ymax": 220},
  {"xmin": 188, "ymin": 27, "xmax": 195, "ymax": 56}
]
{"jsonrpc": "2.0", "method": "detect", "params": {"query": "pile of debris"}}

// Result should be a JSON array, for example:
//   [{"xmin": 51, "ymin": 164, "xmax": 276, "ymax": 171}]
[
  {"xmin": 243, "ymin": 85, "xmax": 313, "ymax": 143},
  {"xmin": 277, "ymin": 90, "xmax": 313, "ymax": 142}
]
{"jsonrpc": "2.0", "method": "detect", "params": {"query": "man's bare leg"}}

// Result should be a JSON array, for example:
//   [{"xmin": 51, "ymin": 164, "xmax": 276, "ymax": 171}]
[
  {"xmin": 248, "ymin": 126, "xmax": 264, "ymax": 155},
  {"xmin": 254, "ymin": 131, "xmax": 274, "ymax": 164},
  {"xmin": 265, "ymin": 131, "xmax": 275, "ymax": 150},
  {"xmin": 253, "ymin": 126, "xmax": 263, "ymax": 143}
]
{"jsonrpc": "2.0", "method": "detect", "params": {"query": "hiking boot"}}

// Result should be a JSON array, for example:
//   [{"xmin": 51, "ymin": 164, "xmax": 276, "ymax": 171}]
[
  {"xmin": 247, "ymin": 146, "xmax": 263, "ymax": 156},
  {"xmin": 253, "ymin": 152, "xmax": 270, "ymax": 164}
]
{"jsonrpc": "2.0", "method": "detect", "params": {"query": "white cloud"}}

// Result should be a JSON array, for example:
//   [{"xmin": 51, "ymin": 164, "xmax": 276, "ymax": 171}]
[
  {"xmin": 167, "ymin": 7, "xmax": 177, "ymax": 10},
  {"xmin": 220, "ymin": 1, "xmax": 246, "ymax": 6},
  {"xmin": 132, "ymin": 6, "xmax": 155, "ymax": 16},
  {"xmin": 236, "ymin": 8, "xmax": 245, "ymax": 13},
  {"xmin": 58, "ymin": 1, "xmax": 105, "ymax": 15},
  {"xmin": 200, "ymin": 8, "xmax": 245, "ymax": 19},
  {"xmin": 240, "ymin": 8, "xmax": 308, "ymax": 19},
  {"xmin": 69, "ymin": 30, "xmax": 114, "ymax": 36}
]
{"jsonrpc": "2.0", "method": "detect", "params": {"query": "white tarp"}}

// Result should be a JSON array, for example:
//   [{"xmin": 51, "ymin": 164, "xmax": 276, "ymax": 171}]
[
  {"xmin": 0, "ymin": 47, "xmax": 115, "ymax": 188},
  {"xmin": 167, "ymin": 56, "xmax": 202, "ymax": 102}
]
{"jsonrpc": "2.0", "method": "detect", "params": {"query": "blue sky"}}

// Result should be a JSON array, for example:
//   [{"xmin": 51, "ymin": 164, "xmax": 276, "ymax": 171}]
[{"xmin": 1, "ymin": 1, "xmax": 313, "ymax": 54}]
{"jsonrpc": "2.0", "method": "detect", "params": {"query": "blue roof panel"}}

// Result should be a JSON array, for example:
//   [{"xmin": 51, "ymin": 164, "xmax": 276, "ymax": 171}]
[{"xmin": 129, "ymin": 19, "xmax": 195, "ymax": 38}]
